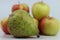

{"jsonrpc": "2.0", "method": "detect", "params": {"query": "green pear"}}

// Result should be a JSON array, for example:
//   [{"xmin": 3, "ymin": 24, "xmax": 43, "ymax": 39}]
[
  {"xmin": 8, "ymin": 10, "xmax": 39, "ymax": 37},
  {"xmin": 32, "ymin": 2, "xmax": 50, "ymax": 20}
]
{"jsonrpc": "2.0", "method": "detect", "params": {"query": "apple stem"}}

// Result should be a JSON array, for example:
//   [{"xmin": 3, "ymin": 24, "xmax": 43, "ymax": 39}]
[
  {"xmin": 41, "ymin": 0, "xmax": 43, "ymax": 3},
  {"xmin": 18, "ymin": 0, "xmax": 20, "ymax": 4}
]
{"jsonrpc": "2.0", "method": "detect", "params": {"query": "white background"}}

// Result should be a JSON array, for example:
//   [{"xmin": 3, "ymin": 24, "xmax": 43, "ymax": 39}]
[{"xmin": 0, "ymin": 0, "xmax": 60, "ymax": 40}]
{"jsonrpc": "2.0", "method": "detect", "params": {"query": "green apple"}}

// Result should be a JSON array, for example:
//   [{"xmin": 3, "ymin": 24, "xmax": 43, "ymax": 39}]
[
  {"xmin": 39, "ymin": 17, "xmax": 59, "ymax": 36},
  {"xmin": 32, "ymin": 2, "xmax": 50, "ymax": 20}
]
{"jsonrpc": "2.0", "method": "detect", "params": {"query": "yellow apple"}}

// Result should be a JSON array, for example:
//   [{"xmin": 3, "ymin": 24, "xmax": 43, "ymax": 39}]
[
  {"xmin": 32, "ymin": 2, "xmax": 50, "ymax": 20},
  {"xmin": 39, "ymin": 17, "xmax": 59, "ymax": 36}
]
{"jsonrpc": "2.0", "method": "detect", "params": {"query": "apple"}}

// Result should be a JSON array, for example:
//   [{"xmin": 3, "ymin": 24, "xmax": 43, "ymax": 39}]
[
  {"xmin": 0, "ymin": 21, "xmax": 1, "ymax": 26},
  {"xmin": 39, "ymin": 17, "xmax": 59, "ymax": 36},
  {"xmin": 1, "ymin": 18, "xmax": 10, "ymax": 34},
  {"xmin": 34, "ymin": 18, "xmax": 40, "ymax": 35},
  {"xmin": 32, "ymin": 2, "xmax": 50, "ymax": 20},
  {"xmin": 34, "ymin": 18, "xmax": 38, "ymax": 24},
  {"xmin": 12, "ymin": 4, "xmax": 29, "ymax": 13}
]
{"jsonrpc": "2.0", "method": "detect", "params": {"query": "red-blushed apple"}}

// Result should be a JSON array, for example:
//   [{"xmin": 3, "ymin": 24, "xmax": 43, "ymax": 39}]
[
  {"xmin": 32, "ymin": 2, "xmax": 50, "ymax": 20},
  {"xmin": 0, "ymin": 21, "xmax": 1, "ymax": 26},
  {"xmin": 1, "ymin": 18, "xmax": 10, "ymax": 34},
  {"xmin": 39, "ymin": 17, "xmax": 59, "ymax": 36},
  {"xmin": 12, "ymin": 4, "xmax": 29, "ymax": 13},
  {"xmin": 22, "ymin": 4, "xmax": 29, "ymax": 13}
]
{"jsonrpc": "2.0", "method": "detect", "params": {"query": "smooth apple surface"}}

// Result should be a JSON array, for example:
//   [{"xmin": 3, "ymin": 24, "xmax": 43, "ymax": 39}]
[
  {"xmin": 1, "ymin": 18, "xmax": 10, "ymax": 34},
  {"xmin": 32, "ymin": 2, "xmax": 50, "ymax": 20},
  {"xmin": 12, "ymin": 4, "xmax": 29, "ymax": 13},
  {"xmin": 39, "ymin": 17, "xmax": 59, "ymax": 35},
  {"xmin": 22, "ymin": 4, "xmax": 29, "ymax": 13},
  {"xmin": 12, "ymin": 4, "xmax": 23, "ymax": 12},
  {"xmin": 34, "ymin": 18, "xmax": 38, "ymax": 24}
]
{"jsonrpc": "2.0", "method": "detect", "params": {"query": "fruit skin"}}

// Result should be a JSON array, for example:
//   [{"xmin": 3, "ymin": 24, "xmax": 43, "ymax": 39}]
[
  {"xmin": 32, "ymin": 2, "xmax": 50, "ymax": 20},
  {"xmin": 8, "ymin": 10, "xmax": 39, "ymax": 37},
  {"xmin": 39, "ymin": 17, "xmax": 59, "ymax": 36},
  {"xmin": 34, "ymin": 18, "xmax": 38, "ymax": 25},
  {"xmin": 12, "ymin": 4, "xmax": 29, "ymax": 13},
  {"xmin": 1, "ymin": 18, "xmax": 10, "ymax": 34},
  {"xmin": 22, "ymin": 4, "xmax": 29, "ymax": 13},
  {"xmin": 0, "ymin": 21, "xmax": 1, "ymax": 26}
]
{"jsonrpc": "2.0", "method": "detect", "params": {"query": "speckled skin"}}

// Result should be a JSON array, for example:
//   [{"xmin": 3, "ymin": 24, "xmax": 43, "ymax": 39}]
[{"xmin": 8, "ymin": 10, "xmax": 39, "ymax": 37}]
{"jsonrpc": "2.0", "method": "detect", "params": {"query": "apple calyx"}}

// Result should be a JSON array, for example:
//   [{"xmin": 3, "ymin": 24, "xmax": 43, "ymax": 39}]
[{"xmin": 48, "ymin": 17, "xmax": 53, "ymax": 19}]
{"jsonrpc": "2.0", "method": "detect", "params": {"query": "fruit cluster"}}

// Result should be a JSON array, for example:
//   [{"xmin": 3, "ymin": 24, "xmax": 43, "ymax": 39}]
[{"xmin": 0, "ymin": 1, "xmax": 59, "ymax": 38}]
